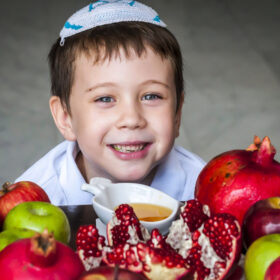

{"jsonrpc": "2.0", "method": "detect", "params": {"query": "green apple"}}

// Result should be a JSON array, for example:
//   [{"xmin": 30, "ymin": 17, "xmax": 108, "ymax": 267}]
[
  {"xmin": 0, "ymin": 228, "xmax": 36, "ymax": 251},
  {"xmin": 244, "ymin": 233, "xmax": 280, "ymax": 280},
  {"xmin": 3, "ymin": 201, "xmax": 71, "ymax": 244}
]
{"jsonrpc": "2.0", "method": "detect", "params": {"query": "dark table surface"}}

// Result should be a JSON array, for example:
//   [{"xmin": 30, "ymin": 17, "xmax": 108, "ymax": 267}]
[{"xmin": 60, "ymin": 204, "xmax": 97, "ymax": 250}]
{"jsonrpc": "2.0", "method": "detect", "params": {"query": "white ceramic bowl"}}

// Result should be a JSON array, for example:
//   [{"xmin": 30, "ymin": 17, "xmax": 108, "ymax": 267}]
[{"xmin": 82, "ymin": 177, "xmax": 180, "ymax": 235}]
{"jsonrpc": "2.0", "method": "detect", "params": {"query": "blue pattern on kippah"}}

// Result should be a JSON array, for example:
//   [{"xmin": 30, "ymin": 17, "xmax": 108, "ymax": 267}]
[
  {"xmin": 88, "ymin": 3, "xmax": 93, "ymax": 11},
  {"xmin": 64, "ymin": 21, "xmax": 83, "ymax": 30},
  {"xmin": 153, "ymin": 15, "xmax": 161, "ymax": 23},
  {"xmin": 89, "ymin": 0, "xmax": 136, "ymax": 12},
  {"xmin": 89, "ymin": 1, "xmax": 110, "ymax": 12}
]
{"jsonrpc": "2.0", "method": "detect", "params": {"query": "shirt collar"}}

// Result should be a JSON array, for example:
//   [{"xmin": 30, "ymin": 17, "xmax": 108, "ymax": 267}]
[
  {"xmin": 151, "ymin": 146, "xmax": 186, "ymax": 200},
  {"xmin": 58, "ymin": 141, "xmax": 93, "ymax": 205}
]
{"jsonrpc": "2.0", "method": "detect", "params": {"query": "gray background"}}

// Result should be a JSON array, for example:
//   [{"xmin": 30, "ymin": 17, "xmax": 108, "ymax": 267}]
[{"xmin": 1, "ymin": 0, "xmax": 280, "ymax": 183}]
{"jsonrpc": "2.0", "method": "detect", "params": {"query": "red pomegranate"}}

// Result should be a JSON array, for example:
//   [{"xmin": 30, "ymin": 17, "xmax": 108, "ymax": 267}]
[
  {"xmin": 76, "ymin": 202, "xmax": 240, "ymax": 280},
  {"xmin": 195, "ymin": 136, "xmax": 280, "ymax": 225},
  {"xmin": 103, "ymin": 230, "xmax": 190, "ymax": 280},
  {"xmin": 0, "ymin": 229, "xmax": 84, "ymax": 279},
  {"xmin": 166, "ymin": 200, "xmax": 241, "ymax": 280},
  {"xmin": 76, "ymin": 224, "xmax": 106, "ymax": 271},
  {"xmin": 107, "ymin": 204, "xmax": 150, "ymax": 247},
  {"xmin": 76, "ymin": 211, "xmax": 190, "ymax": 279}
]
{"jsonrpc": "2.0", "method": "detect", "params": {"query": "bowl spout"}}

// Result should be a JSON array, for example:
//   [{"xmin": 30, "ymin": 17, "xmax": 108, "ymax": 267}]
[{"xmin": 81, "ymin": 177, "xmax": 112, "ymax": 195}]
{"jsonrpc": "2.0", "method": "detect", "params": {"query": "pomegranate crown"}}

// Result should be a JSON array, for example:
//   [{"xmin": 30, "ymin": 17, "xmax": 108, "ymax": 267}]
[{"xmin": 246, "ymin": 136, "xmax": 276, "ymax": 166}]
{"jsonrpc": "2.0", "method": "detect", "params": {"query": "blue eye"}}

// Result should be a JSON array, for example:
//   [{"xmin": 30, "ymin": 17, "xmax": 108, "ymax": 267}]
[
  {"xmin": 96, "ymin": 96, "xmax": 114, "ymax": 103},
  {"xmin": 142, "ymin": 93, "xmax": 162, "ymax": 101}
]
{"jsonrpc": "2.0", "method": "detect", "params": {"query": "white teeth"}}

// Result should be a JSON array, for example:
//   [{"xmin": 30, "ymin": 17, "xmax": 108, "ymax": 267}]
[{"xmin": 113, "ymin": 144, "xmax": 145, "ymax": 153}]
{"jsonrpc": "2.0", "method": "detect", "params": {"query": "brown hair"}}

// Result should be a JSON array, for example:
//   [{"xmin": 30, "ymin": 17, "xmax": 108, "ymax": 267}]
[{"xmin": 48, "ymin": 22, "xmax": 184, "ymax": 113}]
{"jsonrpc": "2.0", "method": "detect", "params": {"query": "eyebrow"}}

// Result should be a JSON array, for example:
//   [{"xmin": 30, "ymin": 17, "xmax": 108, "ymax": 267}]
[
  {"xmin": 85, "ymin": 79, "xmax": 170, "ymax": 93},
  {"xmin": 140, "ymin": 79, "xmax": 170, "ymax": 89},
  {"xmin": 85, "ymin": 82, "xmax": 116, "ymax": 92}
]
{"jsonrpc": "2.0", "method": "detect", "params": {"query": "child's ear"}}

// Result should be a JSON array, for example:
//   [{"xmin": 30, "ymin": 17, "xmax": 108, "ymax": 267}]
[
  {"xmin": 49, "ymin": 96, "xmax": 76, "ymax": 141},
  {"xmin": 175, "ymin": 92, "xmax": 184, "ymax": 138}
]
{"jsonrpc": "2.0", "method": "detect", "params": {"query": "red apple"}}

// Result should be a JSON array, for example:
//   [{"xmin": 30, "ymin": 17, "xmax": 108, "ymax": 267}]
[
  {"xmin": 78, "ymin": 266, "xmax": 148, "ymax": 280},
  {"xmin": 0, "ymin": 181, "xmax": 50, "ymax": 227},
  {"xmin": 242, "ymin": 197, "xmax": 280, "ymax": 249},
  {"xmin": 265, "ymin": 256, "xmax": 280, "ymax": 280}
]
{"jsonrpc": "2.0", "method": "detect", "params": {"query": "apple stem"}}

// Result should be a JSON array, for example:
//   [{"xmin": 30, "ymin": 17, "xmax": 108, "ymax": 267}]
[{"xmin": 1, "ymin": 182, "xmax": 11, "ymax": 193}]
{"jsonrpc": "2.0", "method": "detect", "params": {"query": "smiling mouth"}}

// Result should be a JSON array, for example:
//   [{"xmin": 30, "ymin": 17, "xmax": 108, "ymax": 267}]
[{"xmin": 111, "ymin": 144, "xmax": 147, "ymax": 153}]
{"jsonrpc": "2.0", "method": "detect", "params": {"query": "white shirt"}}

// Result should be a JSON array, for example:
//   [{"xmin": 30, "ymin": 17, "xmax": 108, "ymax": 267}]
[{"xmin": 16, "ymin": 141, "xmax": 205, "ymax": 205}]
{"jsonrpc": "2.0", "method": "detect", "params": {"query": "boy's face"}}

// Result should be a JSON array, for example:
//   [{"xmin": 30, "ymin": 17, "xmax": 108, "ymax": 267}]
[{"xmin": 53, "ymin": 46, "xmax": 183, "ymax": 184}]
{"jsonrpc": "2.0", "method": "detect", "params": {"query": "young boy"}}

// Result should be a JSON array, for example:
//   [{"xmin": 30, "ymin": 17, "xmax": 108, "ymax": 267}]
[{"xmin": 16, "ymin": 0, "xmax": 205, "ymax": 205}]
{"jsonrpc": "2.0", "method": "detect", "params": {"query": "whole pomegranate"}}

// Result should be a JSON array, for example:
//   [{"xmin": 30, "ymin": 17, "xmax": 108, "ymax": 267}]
[
  {"xmin": 0, "ymin": 229, "xmax": 84, "ymax": 279},
  {"xmin": 195, "ymin": 136, "xmax": 280, "ymax": 225}
]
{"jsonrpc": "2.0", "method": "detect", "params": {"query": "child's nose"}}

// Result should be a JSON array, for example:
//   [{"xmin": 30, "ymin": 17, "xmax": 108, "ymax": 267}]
[{"xmin": 116, "ymin": 103, "xmax": 146, "ymax": 129}]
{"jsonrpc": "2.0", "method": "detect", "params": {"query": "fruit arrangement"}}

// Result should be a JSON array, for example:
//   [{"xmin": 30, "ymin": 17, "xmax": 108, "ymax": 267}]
[
  {"xmin": 75, "ymin": 200, "xmax": 242, "ymax": 280},
  {"xmin": 1, "ymin": 135, "xmax": 280, "ymax": 279},
  {"xmin": 0, "ymin": 180, "xmax": 71, "ymax": 251},
  {"xmin": 73, "ymin": 135, "xmax": 280, "ymax": 280},
  {"xmin": 194, "ymin": 136, "xmax": 280, "ymax": 279},
  {"xmin": 0, "ymin": 181, "xmax": 50, "ymax": 228},
  {"xmin": 242, "ymin": 197, "xmax": 280, "ymax": 280},
  {"xmin": 0, "ymin": 180, "xmax": 86, "ymax": 279},
  {"xmin": 195, "ymin": 136, "xmax": 280, "ymax": 225}
]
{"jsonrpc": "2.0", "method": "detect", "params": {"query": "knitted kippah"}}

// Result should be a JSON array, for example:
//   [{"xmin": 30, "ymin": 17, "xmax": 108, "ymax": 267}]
[{"xmin": 60, "ymin": 0, "xmax": 166, "ymax": 45}]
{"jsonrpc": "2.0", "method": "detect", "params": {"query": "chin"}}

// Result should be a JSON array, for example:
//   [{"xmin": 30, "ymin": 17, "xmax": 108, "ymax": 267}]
[
  {"xmin": 113, "ymin": 168, "xmax": 155, "ymax": 185},
  {"xmin": 116, "ymin": 175, "xmax": 146, "ymax": 184}
]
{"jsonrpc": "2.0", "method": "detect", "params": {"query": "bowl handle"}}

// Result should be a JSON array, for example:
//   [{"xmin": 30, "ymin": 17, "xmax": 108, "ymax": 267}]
[{"xmin": 81, "ymin": 177, "xmax": 112, "ymax": 195}]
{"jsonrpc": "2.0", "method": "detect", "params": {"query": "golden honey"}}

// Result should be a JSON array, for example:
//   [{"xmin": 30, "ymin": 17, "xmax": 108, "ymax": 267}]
[{"xmin": 129, "ymin": 203, "xmax": 172, "ymax": 222}]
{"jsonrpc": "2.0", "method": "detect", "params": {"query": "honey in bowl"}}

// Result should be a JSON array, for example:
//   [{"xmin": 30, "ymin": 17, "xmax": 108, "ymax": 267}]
[{"xmin": 129, "ymin": 203, "xmax": 172, "ymax": 222}]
